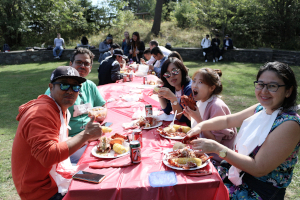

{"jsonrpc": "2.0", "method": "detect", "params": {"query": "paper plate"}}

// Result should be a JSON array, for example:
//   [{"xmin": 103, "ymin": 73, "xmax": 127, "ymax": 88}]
[
  {"xmin": 91, "ymin": 142, "xmax": 129, "ymax": 159},
  {"xmin": 162, "ymin": 149, "xmax": 210, "ymax": 170}
]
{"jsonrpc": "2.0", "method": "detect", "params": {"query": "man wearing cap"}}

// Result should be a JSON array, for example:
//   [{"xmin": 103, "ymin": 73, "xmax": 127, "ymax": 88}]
[
  {"xmin": 12, "ymin": 66, "xmax": 103, "ymax": 200},
  {"xmin": 45, "ymin": 48, "xmax": 106, "ymax": 164},
  {"xmin": 98, "ymin": 49, "xmax": 127, "ymax": 85}
]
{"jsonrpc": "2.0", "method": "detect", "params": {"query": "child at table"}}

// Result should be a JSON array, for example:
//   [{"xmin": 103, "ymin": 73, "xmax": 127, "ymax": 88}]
[{"xmin": 183, "ymin": 68, "xmax": 237, "ymax": 166}]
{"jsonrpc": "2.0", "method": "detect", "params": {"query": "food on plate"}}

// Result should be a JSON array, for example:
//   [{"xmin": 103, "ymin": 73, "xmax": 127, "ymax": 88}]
[
  {"xmin": 111, "ymin": 133, "xmax": 128, "ymax": 140},
  {"xmin": 169, "ymin": 158, "xmax": 202, "ymax": 168},
  {"xmin": 181, "ymin": 135, "xmax": 198, "ymax": 144},
  {"xmin": 157, "ymin": 125, "xmax": 190, "ymax": 138},
  {"xmin": 173, "ymin": 142, "xmax": 186, "ymax": 150},
  {"xmin": 173, "ymin": 125, "xmax": 191, "ymax": 133},
  {"xmin": 113, "ymin": 143, "xmax": 129, "ymax": 154},
  {"xmin": 165, "ymin": 146, "xmax": 212, "ymax": 169},
  {"xmin": 163, "ymin": 126, "xmax": 176, "ymax": 133},
  {"xmin": 97, "ymin": 136, "xmax": 111, "ymax": 153},
  {"xmin": 97, "ymin": 136, "xmax": 128, "ymax": 155},
  {"xmin": 110, "ymin": 138, "xmax": 124, "ymax": 146},
  {"xmin": 148, "ymin": 80, "xmax": 156, "ymax": 85},
  {"xmin": 180, "ymin": 94, "xmax": 197, "ymax": 111},
  {"xmin": 153, "ymin": 86, "xmax": 160, "ymax": 93},
  {"xmin": 101, "ymin": 126, "xmax": 112, "ymax": 133},
  {"xmin": 135, "ymin": 116, "xmax": 158, "ymax": 128},
  {"xmin": 88, "ymin": 106, "xmax": 107, "ymax": 123}
]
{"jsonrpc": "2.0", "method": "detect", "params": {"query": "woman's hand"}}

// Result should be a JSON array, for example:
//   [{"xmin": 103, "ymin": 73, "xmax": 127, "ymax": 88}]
[
  {"xmin": 186, "ymin": 123, "xmax": 202, "ymax": 137},
  {"xmin": 129, "ymin": 50, "xmax": 132, "ymax": 54},
  {"xmin": 157, "ymin": 87, "xmax": 176, "ymax": 100},
  {"xmin": 136, "ymin": 50, "xmax": 140, "ymax": 54},
  {"xmin": 184, "ymin": 106, "xmax": 202, "ymax": 123},
  {"xmin": 190, "ymin": 138, "xmax": 221, "ymax": 154},
  {"xmin": 140, "ymin": 58, "xmax": 146, "ymax": 64}
]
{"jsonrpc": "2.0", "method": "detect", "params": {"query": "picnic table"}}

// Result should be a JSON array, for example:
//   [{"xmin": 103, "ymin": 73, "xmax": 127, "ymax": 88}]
[{"xmin": 63, "ymin": 75, "xmax": 229, "ymax": 200}]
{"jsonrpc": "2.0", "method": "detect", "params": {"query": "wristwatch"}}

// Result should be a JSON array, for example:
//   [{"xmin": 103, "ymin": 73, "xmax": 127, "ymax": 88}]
[
  {"xmin": 219, "ymin": 147, "xmax": 229, "ymax": 158},
  {"xmin": 171, "ymin": 100, "xmax": 178, "ymax": 106}
]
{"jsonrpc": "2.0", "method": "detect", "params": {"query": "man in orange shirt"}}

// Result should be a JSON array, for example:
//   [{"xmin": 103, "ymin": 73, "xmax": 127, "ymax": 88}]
[{"xmin": 11, "ymin": 66, "xmax": 103, "ymax": 200}]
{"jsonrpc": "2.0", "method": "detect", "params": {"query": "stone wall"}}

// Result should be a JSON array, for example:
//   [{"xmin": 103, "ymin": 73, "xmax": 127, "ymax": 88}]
[{"xmin": 0, "ymin": 48, "xmax": 299, "ymax": 66}]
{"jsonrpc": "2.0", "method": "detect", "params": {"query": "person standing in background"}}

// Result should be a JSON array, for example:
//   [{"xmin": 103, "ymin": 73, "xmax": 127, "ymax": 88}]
[
  {"xmin": 129, "ymin": 32, "xmax": 145, "ymax": 64},
  {"xmin": 53, "ymin": 33, "xmax": 65, "ymax": 59},
  {"xmin": 98, "ymin": 34, "xmax": 113, "ymax": 63},
  {"xmin": 122, "ymin": 31, "xmax": 130, "ymax": 57},
  {"xmin": 201, "ymin": 34, "xmax": 211, "ymax": 63},
  {"xmin": 211, "ymin": 34, "xmax": 221, "ymax": 62}
]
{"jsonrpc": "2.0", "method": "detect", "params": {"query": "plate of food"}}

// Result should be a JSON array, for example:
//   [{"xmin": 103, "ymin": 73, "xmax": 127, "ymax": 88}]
[
  {"xmin": 162, "ymin": 146, "xmax": 212, "ymax": 170},
  {"xmin": 91, "ymin": 134, "xmax": 129, "ymax": 159},
  {"xmin": 135, "ymin": 116, "xmax": 162, "ymax": 130},
  {"xmin": 157, "ymin": 125, "xmax": 191, "ymax": 140}
]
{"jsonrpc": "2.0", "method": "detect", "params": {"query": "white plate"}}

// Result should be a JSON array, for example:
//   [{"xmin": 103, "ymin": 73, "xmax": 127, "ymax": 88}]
[
  {"xmin": 91, "ymin": 142, "xmax": 129, "ymax": 159},
  {"xmin": 159, "ymin": 133, "xmax": 185, "ymax": 140},
  {"xmin": 136, "ymin": 85, "xmax": 157, "ymax": 89},
  {"xmin": 142, "ymin": 121, "xmax": 163, "ymax": 130},
  {"xmin": 162, "ymin": 148, "xmax": 210, "ymax": 170}
]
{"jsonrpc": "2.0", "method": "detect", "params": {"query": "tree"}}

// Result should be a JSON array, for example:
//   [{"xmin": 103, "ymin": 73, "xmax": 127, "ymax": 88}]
[{"xmin": 151, "ymin": 0, "xmax": 163, "ymax": 36}]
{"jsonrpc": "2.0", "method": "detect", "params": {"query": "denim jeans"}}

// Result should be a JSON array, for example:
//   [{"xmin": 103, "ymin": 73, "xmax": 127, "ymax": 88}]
[
  {"xmin": 70, "ymin": 145, "xmax": 87, "ymax": 164},
  {"xmin": 53, "ymin": 46, "xmax": 64, "ymax": 57}
]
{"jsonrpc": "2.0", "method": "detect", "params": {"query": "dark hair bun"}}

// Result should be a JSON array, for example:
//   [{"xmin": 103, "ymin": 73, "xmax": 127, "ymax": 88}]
[{"xmin": 214, "ymin": 69, "xmax": 222, "ymax": 77}]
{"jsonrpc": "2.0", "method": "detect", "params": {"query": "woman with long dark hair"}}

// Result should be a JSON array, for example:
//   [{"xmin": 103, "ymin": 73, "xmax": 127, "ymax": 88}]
[
  {"xmin": 154, "ymin": 57, "xmax": 192, "ymax": 125},
  {"xmin": 129, "ymin": 32, "xmax": 145, "ymax": 63},
  {"xmin": 122, "ymin": 31, "xmax": 130, "ymax": 57}
]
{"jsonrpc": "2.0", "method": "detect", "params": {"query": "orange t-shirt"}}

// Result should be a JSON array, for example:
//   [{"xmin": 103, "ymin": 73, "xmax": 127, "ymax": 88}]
[{"xmin": 11, "ymin": 95, "xmax": 69, "ymax": 200}]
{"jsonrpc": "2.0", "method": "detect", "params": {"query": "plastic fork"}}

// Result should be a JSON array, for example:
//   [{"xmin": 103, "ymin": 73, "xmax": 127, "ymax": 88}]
[{"xmin": 170, "ymin": 110, "xmax": 177, "ymax": 128}]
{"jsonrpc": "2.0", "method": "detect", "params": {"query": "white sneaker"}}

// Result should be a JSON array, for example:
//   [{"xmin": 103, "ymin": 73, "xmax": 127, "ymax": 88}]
[
  {"xmin": 203, "ymin": 52, "xmax": 206, "ymax": 56},
  {"xmin": 205, "ymin": 60, "xmax": 207, "ymax": 62},
  {"xmin": 215, "ymin": 57, "xmax": 218, "ymax": 62},
  {"xmin": 213, "ymin": 59, "xmax": 215, "ymax": 63},
  {"xmin": 54, "ymin": 56, "xmax": 59, "ymax": 59},
  {"xmin": 219, "ymin": 56, "xmax": 223, "ymax": 60}
]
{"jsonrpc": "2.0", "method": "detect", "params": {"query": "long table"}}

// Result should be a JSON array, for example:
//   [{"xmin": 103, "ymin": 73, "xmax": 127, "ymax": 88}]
[{"xmin": 63, "ymin": 76, "xmax": 229, "ymax": 200}]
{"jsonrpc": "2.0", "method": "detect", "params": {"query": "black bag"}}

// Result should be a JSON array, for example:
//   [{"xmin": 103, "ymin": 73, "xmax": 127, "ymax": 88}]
[
  {"xmin": 47, "ymin": 45, "xmax": 53, "ymax": 50},
  {"xmin": 3, "ymin": 43, "xmax": 10, "ymax": 51}
]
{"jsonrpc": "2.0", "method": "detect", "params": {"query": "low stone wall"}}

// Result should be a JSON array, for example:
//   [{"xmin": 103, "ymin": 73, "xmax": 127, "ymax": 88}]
[
  {"xmin": 0, "ymin": 48, "xmax": 299, "ymax": 66},
  {"xmin": 0, "ymin": 49, "xmax": 101, "ymax": 65}
]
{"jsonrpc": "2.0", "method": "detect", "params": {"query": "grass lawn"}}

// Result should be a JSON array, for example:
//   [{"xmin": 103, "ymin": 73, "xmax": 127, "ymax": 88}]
[{"xmin": 1, "ymin": 61, "xmax": 300, "ymax": 199}]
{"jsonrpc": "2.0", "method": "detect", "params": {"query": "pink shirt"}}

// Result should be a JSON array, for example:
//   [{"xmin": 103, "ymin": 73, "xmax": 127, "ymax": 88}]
[{"xmin": 197, "ymin": 96, "xmax": 237, "ymax": 165}]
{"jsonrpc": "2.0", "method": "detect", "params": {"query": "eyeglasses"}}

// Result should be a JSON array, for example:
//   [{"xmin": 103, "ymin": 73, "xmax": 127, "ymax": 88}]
[
  {"xmin": 52, "ymin": 82, "xmax": 81, "ymax": 92},
  {"xmin": 254, "ymin": 81, "xmax": 285, "ymax": 92},
  {"xmin": 74, "ymin": 60, "xmax": 91, "ymax": 68},
  {"xmin": 163, "ymin": 68, "xmax": 180, "ymax": 79}
]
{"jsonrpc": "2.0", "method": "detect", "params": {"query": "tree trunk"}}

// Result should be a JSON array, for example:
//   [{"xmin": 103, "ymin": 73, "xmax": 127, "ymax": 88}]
[{"xmin": 151, "ymin": 0, "xmax": 163, "ymax": 36}]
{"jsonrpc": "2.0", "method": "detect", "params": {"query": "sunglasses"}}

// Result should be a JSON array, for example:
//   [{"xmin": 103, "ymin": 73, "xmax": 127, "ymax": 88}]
[
  {"xmin": 74, "ymin": 60, "xmax": 91, "ymax": 68},
  {"xmin": 163, "ymin": 68, "xmax": 180, "ymax": 79},
  {"xmin": 52, "ymin": 82, "xmax": 81, "ymax": 92}
]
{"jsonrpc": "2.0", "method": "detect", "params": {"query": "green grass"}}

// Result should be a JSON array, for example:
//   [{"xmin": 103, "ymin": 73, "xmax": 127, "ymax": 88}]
[{"xmin": 1, "ymin": 61, "xmax": 300, "ymax": 199}]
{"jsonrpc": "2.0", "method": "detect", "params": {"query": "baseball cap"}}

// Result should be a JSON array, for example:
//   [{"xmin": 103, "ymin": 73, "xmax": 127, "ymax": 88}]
[
  {"xmin": 50, "ymin": 66, "xmax": 86, "ymax": 84},
  {"xmin": 113, "ymin": 49, "xmax": 128, "ymax": 59}
]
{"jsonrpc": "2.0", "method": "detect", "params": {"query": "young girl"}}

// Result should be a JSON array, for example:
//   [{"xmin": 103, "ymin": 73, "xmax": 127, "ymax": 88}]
[{"xmin": 184, "ymin": 68, "xmax": 237, "ymax": 166}]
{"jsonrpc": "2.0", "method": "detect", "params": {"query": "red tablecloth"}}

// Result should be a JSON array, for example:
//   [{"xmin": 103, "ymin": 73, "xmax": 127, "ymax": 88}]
[{"xmin": 63, "ymin": 75, "xmax": 229, "ymax": 200}]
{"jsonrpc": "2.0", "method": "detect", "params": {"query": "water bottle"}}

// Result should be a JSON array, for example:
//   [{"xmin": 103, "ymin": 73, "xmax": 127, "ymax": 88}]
[{"xmin": 130, "ymin": 58, "xmax": 133, "ymax": 64}]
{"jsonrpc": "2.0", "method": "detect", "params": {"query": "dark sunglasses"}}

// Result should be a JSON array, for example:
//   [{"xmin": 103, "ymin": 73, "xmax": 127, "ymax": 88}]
[
  {"xmin": 163, "ymin": 68, "xmax": 180, "ymax": 79},
  {"xmin": 52, "ymin": 82, "xmax": 81, "ymax": 92},
  {"xmin": 74, "ymin": 60, "xmax": 91, "ymax": 68}
]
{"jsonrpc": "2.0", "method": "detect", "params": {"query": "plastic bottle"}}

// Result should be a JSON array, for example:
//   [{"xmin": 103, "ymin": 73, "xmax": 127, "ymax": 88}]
[{"xmin": 130, "ymin": 58, "xmax": 133, "ymax": 64}]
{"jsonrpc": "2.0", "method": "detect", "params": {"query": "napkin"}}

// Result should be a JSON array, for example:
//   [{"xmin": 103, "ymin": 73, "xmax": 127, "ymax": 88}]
[{"xmin": 157, "ymin": 113, "xmax": 175, "ymax": 121}]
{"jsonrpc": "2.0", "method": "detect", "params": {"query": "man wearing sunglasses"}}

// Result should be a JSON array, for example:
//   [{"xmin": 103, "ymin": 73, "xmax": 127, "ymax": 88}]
[
  {"xmin": 149, "ymin": 47, "xmax": 168, "ymax": 78},
  {"xmin": 12, "ymin": 66, "xmax": 104, "ymax": 200},
  {"xmin": 45, "ymin": 48, "xmax": 106, "ymax": 164}
]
